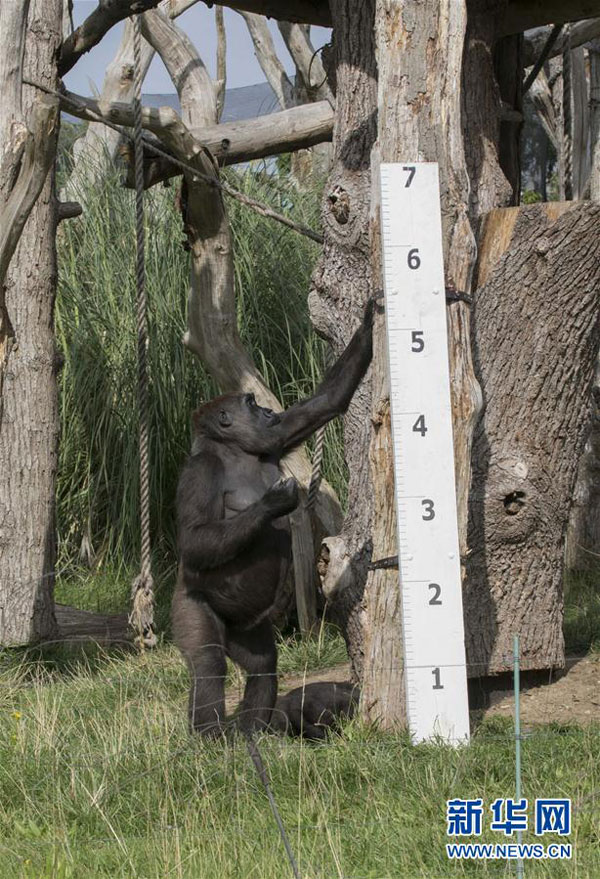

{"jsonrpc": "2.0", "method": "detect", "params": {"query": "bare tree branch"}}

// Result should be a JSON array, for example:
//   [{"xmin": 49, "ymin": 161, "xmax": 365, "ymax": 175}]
[
  {"xmin": 240, "ymin": 11, "xmax": 295, "ymax": 109},
  {"xmin": 215, "ymin": 6, "xmax": 227, "ymax": 121},
  {"xmin": 0, "ymin": 0, "xmax": 31, "ymax": 173},
  {"xmin": 58, "ymin": 0, "xmax": 162, "ymax": 75},
  {"xmin": 529, "ymin": 68, "xmax": 559, "ymax": 150},
  {"xmin": 61, "ymin": 16, "xmax": 155, "ymax": 200},
  {"xmin": 141, "ymin": 6, "xmax": 216, "ymax": 127},
  {"xmin": 278, "ymin": 21, "xmax": 333, "ymax": 105}
]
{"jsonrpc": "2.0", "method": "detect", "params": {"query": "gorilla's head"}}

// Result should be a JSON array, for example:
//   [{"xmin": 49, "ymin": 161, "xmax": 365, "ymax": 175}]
[{"xmin": 192, "ymin": 393, "xmax": 282, "ymax": 455}]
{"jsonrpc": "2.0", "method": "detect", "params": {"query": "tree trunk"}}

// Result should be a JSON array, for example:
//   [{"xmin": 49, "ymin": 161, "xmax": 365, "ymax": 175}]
[
  {"xmin": 0, "ymin": 0, "xmax": 62, "ymax": 645},
  {"xmin": 361, "ymin": 0, "xmax": 481, "ymax": 727},
  {"xmin": 309, "ymin": 0, "xmax": 378, "ymax": 670},
  {"xmin": 467, "ymin": 201, "xmax": 600, "ymax": 672},
  {"xmin": 590, "ymin": 41, "xmax": 600, "ymax": 201},
  {"xmin": 565, "ymin": 40, "xmax": 600, "ymax": 571}
]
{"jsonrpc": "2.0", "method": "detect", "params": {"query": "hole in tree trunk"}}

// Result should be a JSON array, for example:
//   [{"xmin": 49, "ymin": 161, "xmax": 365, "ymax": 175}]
[
  {"xmin": 504, "ymin": 490, "xmax": 526, "ymax": 515},
  {"xmin": 327, "ymin": 186, "xmax": 350, "ymax": 224}
]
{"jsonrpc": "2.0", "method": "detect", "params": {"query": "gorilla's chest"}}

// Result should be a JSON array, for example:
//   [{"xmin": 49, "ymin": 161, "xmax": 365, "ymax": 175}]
[{"xmin": 222, "ymin": 457, "xmax": 281, "ymax": 518}]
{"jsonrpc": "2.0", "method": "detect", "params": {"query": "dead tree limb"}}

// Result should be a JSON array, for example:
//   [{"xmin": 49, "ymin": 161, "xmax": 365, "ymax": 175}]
[
  {"xmin": 239, "ymin": 11, "xmax": 295, "ymax": 109},
  {"xmin": 138, "ymin": 4, "xmax": 339, "ymax": 631},
  {"xmin": 58, "ymin": 0, "xmax": 164, "ymax": 74},
  {"xmin": 278, "ymin": 21, "xmax": 334, "ymax": 105},
  {"xmin": 215, "ymin": 6, "xmax": 227, "ymax": 121}
]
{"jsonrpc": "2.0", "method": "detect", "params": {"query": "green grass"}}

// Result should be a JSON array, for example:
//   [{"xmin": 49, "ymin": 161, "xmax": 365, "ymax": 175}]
[
  {"xmin": 0, "ymin": 635, "xmax": 598, "ymax": 879},
  {"xmin": 564, "ymin": 569, "xmax": 600, "ymax": 654}
]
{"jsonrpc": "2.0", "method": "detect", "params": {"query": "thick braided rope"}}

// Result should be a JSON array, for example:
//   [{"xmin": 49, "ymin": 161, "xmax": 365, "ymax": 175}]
[
  {"xmin": 306, "ymin": 424, "xmax": 326, "ymax": 511},
  {"xmin": 563, "ymin": 24, "xmax": 573, "ymax": 200},
  {"xmin": 306, "ymin": 349, "xmax": 333, "ymax": 511},
  {"xmin": 129, "ymin": 13, "xmax": 156, "ymax": 648}
]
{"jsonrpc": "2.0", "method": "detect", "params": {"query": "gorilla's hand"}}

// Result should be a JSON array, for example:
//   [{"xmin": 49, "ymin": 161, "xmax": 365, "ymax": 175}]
[
  {"xmin": 263, "ymin": 477, "xmax": 299, "ymax": 517},
  {"xmin": 363, "ymin": 291, "xmax": 385, "ymax": 330}
]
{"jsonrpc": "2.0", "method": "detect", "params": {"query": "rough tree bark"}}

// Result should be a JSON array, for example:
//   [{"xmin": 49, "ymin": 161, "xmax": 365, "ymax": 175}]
[
  {"xmin": 309, "ymin": 0, "xmax": 378, "ymax": 668},
  {"xmin": 468, "ymin": 202, "xmax": 600, "ymax": 671},
  {"xmin": 0, "ymin": 0, "xmax": 63, "ymax": 645},
  {"xmin": 566, "ymin": 39, "xmax": 600, "ymax": 571},
  {"xmin": 360, "ymin": 0, "xmax": 481, "ymax": 727}
]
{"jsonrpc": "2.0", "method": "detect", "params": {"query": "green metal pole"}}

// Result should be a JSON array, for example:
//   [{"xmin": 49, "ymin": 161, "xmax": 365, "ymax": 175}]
[{"xmin": 514, "ymin": 634, "xmax": 524, "ymax": 879}]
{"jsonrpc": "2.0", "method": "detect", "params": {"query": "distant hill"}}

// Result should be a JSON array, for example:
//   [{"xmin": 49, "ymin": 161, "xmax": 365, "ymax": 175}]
[
  {"xmin": 63, "ymin": 81, "xmax": 279, "ymax": 125},
  {"xmin": 143, "ymin": 81, "xmax": 279, "ymax": 122}
]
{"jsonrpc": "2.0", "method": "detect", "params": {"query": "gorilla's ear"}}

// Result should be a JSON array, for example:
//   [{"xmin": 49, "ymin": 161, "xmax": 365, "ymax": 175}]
[
  {"xmin": 192, "ymin": 407, "xmax": 206, "ymax": 431},
  {"xmin": 219, "ymin": 409, "xmax": 232, "ymax": 427}
]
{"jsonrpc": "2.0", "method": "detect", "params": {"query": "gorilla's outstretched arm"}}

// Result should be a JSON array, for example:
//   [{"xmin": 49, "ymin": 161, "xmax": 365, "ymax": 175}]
[{"xmin": 275, "ymin": 300, "xmax": 374, "ymax": 453}]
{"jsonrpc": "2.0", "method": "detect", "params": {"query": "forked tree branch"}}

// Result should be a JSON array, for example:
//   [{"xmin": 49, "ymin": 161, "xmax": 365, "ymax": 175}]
[
  {"xmin": 239, "ymin": 10, "xmax": 295, "ymax": 109},
  {"xmin": 58, "ymin": 0, "xmax": 163, "ymax": 74}
]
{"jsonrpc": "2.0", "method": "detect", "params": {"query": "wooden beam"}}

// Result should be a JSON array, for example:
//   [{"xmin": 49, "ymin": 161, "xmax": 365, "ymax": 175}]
[
  {"xmin": 524, "ymin": 18, "xmax": 600, "ymax": 67},
  {"xmin": 60, "ymin": 90, "xmax": 334, "ymax": 176},
  {"xmin": 500, "ymin": 0, "xmax": 600, "ymax": 37},
  {"xmin": 200, "ymin": 0, "xmax": 331, "ymax": 26}
]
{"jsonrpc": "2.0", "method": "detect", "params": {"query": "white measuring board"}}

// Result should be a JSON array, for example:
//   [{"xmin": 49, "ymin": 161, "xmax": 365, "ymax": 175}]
[{"xmin": 379, "ymin": 162, "xmax": 469, "ymax": 745}]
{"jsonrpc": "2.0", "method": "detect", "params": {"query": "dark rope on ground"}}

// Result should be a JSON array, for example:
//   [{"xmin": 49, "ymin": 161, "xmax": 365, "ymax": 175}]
[
  {"xmin": 244, "ymin": 733, "xmax": 302, "ymax": 879},
  {"xmin": 522, "ymin": 24, "xmax": 563, "ymax": 95},
  {"xmin": 128, "ymin": 14, "xmax": 157, "ymax": 650},
  {"xmin": 23, "ymin": 79, "xmax": 324, "ymax": 245}
]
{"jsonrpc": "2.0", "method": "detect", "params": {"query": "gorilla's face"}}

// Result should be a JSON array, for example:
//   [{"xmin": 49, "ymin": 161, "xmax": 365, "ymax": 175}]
[{"xmin": 193, "ymin": 393, "xmax": 282, "ymax": 455}]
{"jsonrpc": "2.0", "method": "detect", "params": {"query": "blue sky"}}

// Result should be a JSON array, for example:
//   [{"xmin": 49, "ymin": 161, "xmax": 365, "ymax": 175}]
[{"xmin": 65, "ymin": 2, "xmax": 331, "ymax": 95}]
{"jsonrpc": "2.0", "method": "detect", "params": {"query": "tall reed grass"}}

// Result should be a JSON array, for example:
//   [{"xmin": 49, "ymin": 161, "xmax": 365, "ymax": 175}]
[{"xmin": 56, "ymin": 156, "xmax": 346, "ymax": 602}]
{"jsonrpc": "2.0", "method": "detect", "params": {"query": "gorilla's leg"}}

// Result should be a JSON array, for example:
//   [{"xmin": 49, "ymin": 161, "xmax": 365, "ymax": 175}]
[
  {"xmin": 227, "ymin": 619, "xmax": 277, "ymax": 735},
  {"xmin": 172, "ymin": 585, "xmax": 227, "ymax": 736}
]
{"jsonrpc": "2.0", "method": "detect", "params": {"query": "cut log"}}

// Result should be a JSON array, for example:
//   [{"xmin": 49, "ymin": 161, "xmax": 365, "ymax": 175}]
[
  {"xmin": 60, "ymin": 91, "xmax": 334, "ymax": 177},
  {"xmin": 523, "ymin": 19, "xmax": 600, "ymax": 68},
  {"xmin": 466, "ymin": 202, "xmax": 600, "ymax": 674}
]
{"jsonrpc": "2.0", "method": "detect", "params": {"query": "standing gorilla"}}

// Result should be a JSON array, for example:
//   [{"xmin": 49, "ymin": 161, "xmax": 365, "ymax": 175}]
[{"xmin": 172, "ymin": 300, "xmax": 373, "ymax": 736}]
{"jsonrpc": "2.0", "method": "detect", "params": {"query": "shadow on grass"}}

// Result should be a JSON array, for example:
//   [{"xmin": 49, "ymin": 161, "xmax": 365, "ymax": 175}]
[{"xmin": 564, "ymin": 567, "xmax": 600, "ymax": 654}]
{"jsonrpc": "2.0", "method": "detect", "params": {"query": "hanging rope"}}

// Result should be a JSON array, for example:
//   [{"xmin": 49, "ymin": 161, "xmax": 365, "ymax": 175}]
[
  {"xmin": 563, "ymin": 24, "xmax": 573, "ymax": 201},
  {"xmin": 128, "ymin": 13, "xmax": 157, "ymax": 649}
]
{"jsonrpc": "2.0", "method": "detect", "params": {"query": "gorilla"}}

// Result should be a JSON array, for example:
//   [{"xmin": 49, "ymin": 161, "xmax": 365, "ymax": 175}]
[
  {"xmin": 269, "ymin": 682, "xmax": 360, "ymax": 740},
  {"xmin": 172, "ymin": 301, "xmax": 374, "ymax": 736}
]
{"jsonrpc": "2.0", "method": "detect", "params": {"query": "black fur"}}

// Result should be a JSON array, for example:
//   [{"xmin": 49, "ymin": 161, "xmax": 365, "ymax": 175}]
[
  {"xmin": 269, "ymin": 682, "xmax": 360, "ymax": 740},
  {"xmin": 172, "ymin": 301, "xmax": 374, "ymax": 737}
]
